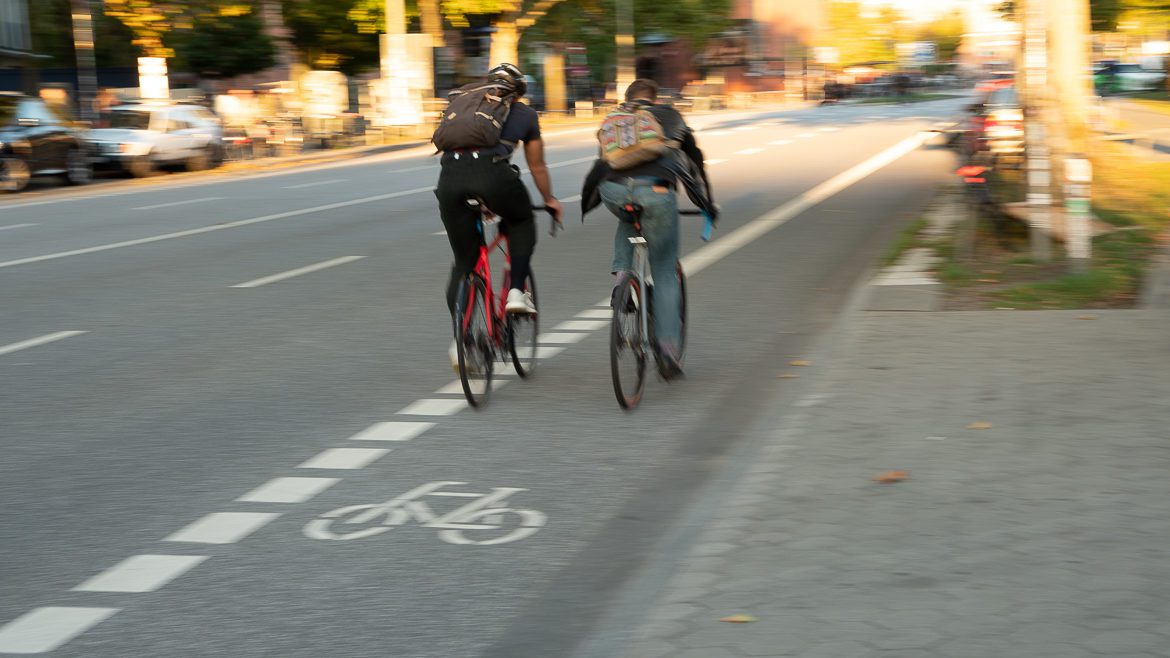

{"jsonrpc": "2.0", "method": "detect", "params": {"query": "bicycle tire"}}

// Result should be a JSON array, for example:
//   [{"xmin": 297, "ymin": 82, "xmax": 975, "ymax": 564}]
[
  {"xmin": 610, "ymin": 273, "xmax": 646, "ymax": 409},
  {"xmin": 677, "ymin": 260, "xmax": 687, "ymax": 365},
  {"xmin": 455, "ymin": 276, "xmax": 494, "ymax": 407},
  {"xmin": 507, "ymin": 272, "xmax": 539, "ymax": 378}
]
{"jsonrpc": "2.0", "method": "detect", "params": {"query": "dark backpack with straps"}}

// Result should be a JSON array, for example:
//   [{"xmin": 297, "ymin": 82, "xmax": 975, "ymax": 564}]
[{"xmin": 431, "ymin": 81, "xmax": 517, "ymax": 151}]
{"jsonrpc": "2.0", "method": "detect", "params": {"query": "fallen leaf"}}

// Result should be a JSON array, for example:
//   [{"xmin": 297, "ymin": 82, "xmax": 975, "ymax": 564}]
[
  {"xmin": 777, "ymin": 373, "xmax": 801, "ymax": 379},
  {"xmin": 789, "ymin": 360, "xmax": 811, "ymax": 367},
  {"xmin": 719, "ymin": 614, "xmax": 758, "ymax": 623},
  {"xmin": 977, "ymin": 278, "xmax": 999, "ymax": 283},
  {"xmin": 1076, "ymin": 315, "xmax": 1098, "ymax": 320},
  {"xmin": 874, "ymin": 470, "xmax": 910, "ymax": 484},
  {"xmin": 967, "ymin": 421, "xmax": 993, "ymax": 430}
]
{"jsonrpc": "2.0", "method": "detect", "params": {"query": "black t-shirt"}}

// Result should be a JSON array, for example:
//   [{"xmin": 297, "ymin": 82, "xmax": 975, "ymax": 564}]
[{"xmin": 490, "ymin": 101, "xmax": 540, "ymax": 157}]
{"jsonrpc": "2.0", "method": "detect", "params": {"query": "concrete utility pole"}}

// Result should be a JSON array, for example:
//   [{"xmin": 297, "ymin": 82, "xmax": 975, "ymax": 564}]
[
  {"xmin": 1021, "ymin": 0, "xmax": 1053, "ymax": 262},
  {"xmin": 69, "ymin": 0, "xmax": 98, "ymax": 122},
  {"xmin": 1048, "ymin": 0, "xmax": 1094, "ymax": 271},
  {"xmin": 381, "ymin": 0, "xmax": 431, "ymax": 126}
]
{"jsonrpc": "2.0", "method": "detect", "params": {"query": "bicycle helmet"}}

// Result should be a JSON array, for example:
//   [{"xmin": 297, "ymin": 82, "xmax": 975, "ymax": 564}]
[{"xmin": 488, "ymin": 63, "xmax": 527, "ymax": 97}]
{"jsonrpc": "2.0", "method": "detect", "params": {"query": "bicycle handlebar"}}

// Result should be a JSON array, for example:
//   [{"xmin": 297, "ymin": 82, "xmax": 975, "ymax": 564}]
[
  {"xmin": 532, "ymin": 206, "xmax": 561, "ymax": 237},
  {"xmin": 679, "ymin": 209, "xmax": 716, "ymax": 242}
]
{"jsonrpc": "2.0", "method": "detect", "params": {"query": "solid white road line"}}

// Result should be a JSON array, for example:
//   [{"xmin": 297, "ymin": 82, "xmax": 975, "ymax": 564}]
[
  {"xmin": 0, "ymin": 223, "xmax": 37, "ymax": 231},
  {"xmin": 0, "ymin": 331, "xmax": 86, "ymax": 357},
  {"xmin": 735, "ymin": 148, "xmax": 765, "ymax": 156},
  {"xmin": 282, "ymin": 178, "xmax": 346, "ymax": 190},
  {"xmin": 348, "ymin": 421, "xmax": 435, "ymax": 442},
  {"xmin": 0, "ymin": 186, "xmax": 433, "ymax": 270},
  {"xmin": 577, "ymin": 308, "xmax": 613, "ymax": 319},
  {"xmin": 0, "ymin": 607, "xmax": 119, "ymax": 654},
  {"xmin": 73, "ymin": 555, "xmax": 208, "ymax": 593},
  {"xmin": 538, "ymin": 332, "xmax": 590, "ymax": 344},
  {"xmin": 396, "ymin": 398, "xmax": 468, "ymax": 416},
  {"xmin": 230, "ymin": 256, "xmax": 365, "ymax": 288},
  {"xmin": 560, "ymin": 193, "xmax": 582, "ymax": 203},
  {"xmin": 388, "ymin": 165, "xmax": 438, "ymax": 174},
  {"xmin": 433, "ymin": 230, "xmax": 447, "ymax": 236},
  {"xmin": 681, "ymin": 132, "xmax": 928, "ymax": 277},
  {"xmin": 133, "ymin": 196, "xmax": 224, "ymax": 211},
  {"xmin": 705, "ymin": 159, "xmax": 727, "ymax": 166},
  {"xmin": 164, "ymin": 512, "xmax": 281, "ymax": 544},
  {"xmin": 236, "ymin": 477, "xmax": 340, "ymax": 503},
  {"xmin": 554, "ymin": 319, "xmax": 609, "ymax": 331},
  {"xmin": 297, "ymin": 448, "xmax": 390, "ymax": 470}
]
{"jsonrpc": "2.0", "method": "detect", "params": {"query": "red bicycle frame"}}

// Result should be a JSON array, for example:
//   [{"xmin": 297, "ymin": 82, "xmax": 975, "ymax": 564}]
[{"xmin": 460, "ymin": 218, "xmax": 512, "ymax": 346}]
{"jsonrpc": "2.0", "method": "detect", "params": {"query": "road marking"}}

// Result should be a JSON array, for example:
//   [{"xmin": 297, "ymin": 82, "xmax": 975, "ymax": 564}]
[
  {"xmin": 396, "ymin": 398, "xmax": 468, "ymax": 416},
  {"xmin": 348, "ymin": 421, "xmax": 435, "ymax": 442},
  {"xmin": 230, "ymin": 256, "xmax": 365, "ymax": 288},
  {"xmin": 282, "ymin": 178, "xmax": 346, "ymax": 189},
  {"xmin": 735, "ymin": 148, "xmax": 765, "ymax": 155},
  {"xmin": 0, "ymin": 607, "xmax": 119, "ymax": 654},
  {"xmin": 703, "ymin": 130, "xmax": 732, "ymax": 136},
  {"xmin": 513, "ymin": 345, "xmax": 566, "ymax": 359},
  {"xmin": 0, "ymin": 186, "xmax": 434, "ymax": 270},
  {"xmin": 681, "ymin": 131, "xmax": 928, "ymax": 276},
  {"xmin": 0, "ymin": 331, "xmax": 86, "ymax": 357},
  {"xmin": 0, "ymin": 223, "xmax": 37, "ymax": 231},
  {"xmin": 435, "ymin": 378, "xmax": 509, "ymax": 395},
  {"xmin": 732, "ymin": 125, "xmax": 757, "ymax": 132},
  {"xmin": 433, "ymin": 230, "xmax": 447, "ymax": 235},
  {"xmin": 538, "ymin": 332, "xmax": 590, "ymax": 344},
  {"xmin": 705, "ymin": 159, "xmax": 727, "ymax": 165},
  {"xmin": 577, "ymin": 308, "xmax": 613, "ymax": 319},
  {"xmin": 545, "ymin": 155, "xmax": 596, "ymax": 170},
  {"xmin": 132, "ymin": 196, "xmax": 224, "ymax": 211},
  {"xmin": 237, "ymin": 477, "xmax": 340, "ymax": 503},
  {"xmin": 72, "ymin": 555, "xmax": 208, "ymax": 593},
  {"xmin": 165, "ymin": 511, "xmax": 281, "ymax": 544},
  {"xmin": 769, "ymin": 139, "xmax": 793, "ymax": 146},
  {"xmin": 560, "ymin": 193, "xmax": 582, "ymax": 203},
  {"xmin": 298, "ymin": 448, "xmax": 390, "ymax": 470},
  {"xmin": 554, "ymin": 319, "xmax": 609, "ymax": 331}
]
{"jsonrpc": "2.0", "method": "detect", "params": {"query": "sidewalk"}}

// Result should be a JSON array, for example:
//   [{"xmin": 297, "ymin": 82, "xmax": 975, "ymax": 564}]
[{"xmin": 616, "ymin": 307, "xmax": 1170, "ymax": 658}]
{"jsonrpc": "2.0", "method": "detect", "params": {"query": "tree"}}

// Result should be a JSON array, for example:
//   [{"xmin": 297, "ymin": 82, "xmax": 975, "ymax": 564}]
[
  {"xmin": 997, "ymin": 0, "xmax": 1135, "ymax": 30},
  {"xmin": 280, "ymin": 0, "xmax": 381, "ymax": 76},
  {"xmin": 28, "ymin": 0, "xmax": 139, "ymax": 68},
  {"xmin": 172, "ymin": 10, "xmax": 278, "ymax": 78},
  {"xmin": 914, "ymin": 10, "xmax": 964, "ymax": 62},
  {"xmin": 825, "ymin": 1, "xmax": 908, "ymax": 65}
]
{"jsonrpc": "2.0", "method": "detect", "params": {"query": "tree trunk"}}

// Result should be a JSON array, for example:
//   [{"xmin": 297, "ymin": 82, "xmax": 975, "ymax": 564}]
[
  {"xmin": 420, "ymin": 0, "xmax": 443, "ymax": 47},
  {"xmin": 489, "ymin": 20, "xmax": 520, "ymax": 68}
]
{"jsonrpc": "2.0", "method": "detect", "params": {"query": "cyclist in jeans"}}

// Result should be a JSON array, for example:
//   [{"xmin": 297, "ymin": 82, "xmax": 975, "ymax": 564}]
[
  {"xmin": 435, "ymin": 63, "xmax": 563, "ymax": 367},
  {"xmin": 581, "ymin": 78, "xmax": 717, "ymax": 379}
]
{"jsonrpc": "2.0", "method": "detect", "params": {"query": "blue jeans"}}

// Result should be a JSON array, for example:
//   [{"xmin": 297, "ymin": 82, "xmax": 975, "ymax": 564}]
[{"xmin": 599, "ymin": 179, "xmax": 681, "ymax": 344}]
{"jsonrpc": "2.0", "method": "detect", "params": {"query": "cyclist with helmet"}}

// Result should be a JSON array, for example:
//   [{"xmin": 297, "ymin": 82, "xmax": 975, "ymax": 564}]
[{"xmin": 434, "ymin": 63, "xmax": 564, "ymax": 367}]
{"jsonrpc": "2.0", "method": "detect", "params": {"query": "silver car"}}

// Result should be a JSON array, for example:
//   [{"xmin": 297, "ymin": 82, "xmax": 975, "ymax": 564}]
[{"xmin": 88, "ymin": 103, "xmax": 224, "ymax": 177}]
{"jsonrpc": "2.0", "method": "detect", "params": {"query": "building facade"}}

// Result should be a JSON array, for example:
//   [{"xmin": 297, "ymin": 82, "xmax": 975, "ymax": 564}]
[{"xmin": 0, "ymin": 0, "xmax": 33, "ymax": 68}]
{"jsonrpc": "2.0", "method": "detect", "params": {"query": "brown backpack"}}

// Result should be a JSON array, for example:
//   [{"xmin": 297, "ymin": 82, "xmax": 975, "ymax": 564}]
[{"xmin": 431, "ymin": 82, "xmax": 517, "ymax": 151}]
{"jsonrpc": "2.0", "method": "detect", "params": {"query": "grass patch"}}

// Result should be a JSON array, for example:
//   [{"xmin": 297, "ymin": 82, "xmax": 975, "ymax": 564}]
[
  {"xmin": 856, "ymin": 93, "xmax": 959, "ymax": 105},
  {"xmin": 881, "ymin": 217, "xmax": 930, "ymax": 266}
]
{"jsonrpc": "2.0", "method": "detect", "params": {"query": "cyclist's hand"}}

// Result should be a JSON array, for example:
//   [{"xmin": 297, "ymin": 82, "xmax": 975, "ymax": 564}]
[{"xmin": 545, "ymin": 198, "xmax": 564, "ymax": 226}]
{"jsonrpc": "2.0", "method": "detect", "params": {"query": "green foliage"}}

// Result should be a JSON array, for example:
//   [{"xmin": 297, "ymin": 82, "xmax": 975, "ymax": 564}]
[
  {"xmin": 28, "ymin": 0, "xmax": 146, "ymax": 68},
  {"xmin": 172, "ymin": 10, "xmax": 277, "ymax": 78},
  {"xmin": 825, "ymin": 1, "xmax": 911, "ymax": 66},
  {"xmin": 281, "ymin": 0, "xmax": 381, "ymax": 76},
  {"xmin": 914, "ymin": 10, "xmax": 964, "ymax": 61},
  {"xmin": 997, "ymin": 0, "xmax": 1164, "ymax": 30}
]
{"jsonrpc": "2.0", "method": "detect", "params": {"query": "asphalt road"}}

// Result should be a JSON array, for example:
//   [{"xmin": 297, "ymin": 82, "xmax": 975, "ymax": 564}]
[{"xmin": 0, "ymin": 98, "xmax": 963, "ymax": 657}]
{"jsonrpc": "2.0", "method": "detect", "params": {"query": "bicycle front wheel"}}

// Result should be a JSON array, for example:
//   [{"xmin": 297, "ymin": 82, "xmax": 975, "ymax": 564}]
[
  {"xmin": 507, "ymin": 273, "xmax": 539, "ymax": 378},
  {"xmin": 455, "ymin": 276, "xmax": 494, "ymax": 408},
  {"xmin": 610, "ymin": 273, "xmax": 646, "ymax": 409},
  {"xmin": 677, "ymin": 260, "xmax": 688, "ymax": 365}
]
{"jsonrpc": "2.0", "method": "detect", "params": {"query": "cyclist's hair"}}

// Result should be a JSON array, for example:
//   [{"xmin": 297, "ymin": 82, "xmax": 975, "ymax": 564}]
[{"xmin": 625, "ymin": 79, "xmax": 659, "ymax": 102}]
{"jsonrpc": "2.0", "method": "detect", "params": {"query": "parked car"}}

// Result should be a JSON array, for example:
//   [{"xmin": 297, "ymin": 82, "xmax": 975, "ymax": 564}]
[
  {"xmin": 973, "ymin": 83, "xmax": 1024, "ymax": 161},
  {"xmin": 1095, "ymin": 62, "xmax": 1166, "ymax": 94},
  {"xmin": 0, "ymin": 92, "xmax": 93, "ymax": 193},
  {"xmin": 88, "ymin": 102, "xmax": 224, "ymax": 177}
]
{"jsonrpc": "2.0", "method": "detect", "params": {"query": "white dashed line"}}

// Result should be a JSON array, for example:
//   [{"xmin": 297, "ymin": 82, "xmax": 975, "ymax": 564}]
[
  {"xmin": 387, "ymin": 165, "xmax": 437, "ymax": 174},
  {"xmin": 348, "ymin": 421, "xmax": 436, "ymax": 442},
  {"xmin": 435, "ymin": 378, "xmax": 509, "ymax": 395},
  {"xmin": 537, "ymin": 332, "xmax": 590, "ymax": 344},
  {"xmin": 132, "ymin": 196, "xmax": 224, "ymax": 211},
  {"xmin": 237, "ymin": 477, "xmax": 340, "ymax": 503},
  {"xmin": 704, "ymin": 159, "xmax": 727, "ymax": 166},
  {"xmin": 397, "ymin": 398, "xmax": 469, "ymax": 416},
  {"xmin": 0, "ymin": 607, "xmax": 120, "ymax": 654},
  {"xmin": 0, "ymin": 331, "xmax": 86, "ymax": 357},
  {"xmin": 735, "ymin": 148, "xmax": 764, "ymax": 155},
  {"xmin": 73, "ymin": 555, "xmax": 209, "ymax": 593},
  {"xmin": 433, "ymin": 230, "xmax": 447, "ymax": 235},
  {"xmin": 577, "ymin": 308, "xmax": 613, "ymax": 319},
  {"xmin": 297, "ymin": 448, "xmax": 390, "ymax": 470},
  {"xmin": 555, "ymin": 319, "xmax": 609, "ymax": 331},
  {"xmin": 164, "ymin": 512, "xmax": 281, "ymax": 544},
  {"xmin": 769, "ymin": 139, "xmax": 793, "ymax": 146},
  {"xmin": 0, "ymin": 223, "xmax": 37, "ymax": 231},
  {"xmin": 282, "ymin": 178, "xmax": 346, "ymax": 190},
  {"xmin": 513, "ymin": 345, "xmax": 566, "ymax": 359},
  {"xmin": 231, "ymin": 256, "xmax": 365, "ymax": 288}
]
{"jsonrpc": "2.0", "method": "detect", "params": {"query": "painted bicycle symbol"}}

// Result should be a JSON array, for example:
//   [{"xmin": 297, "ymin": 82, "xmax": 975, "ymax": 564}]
[{"xmin": 304, "ymin": 481, "xmax": 545, "ymax": 545}]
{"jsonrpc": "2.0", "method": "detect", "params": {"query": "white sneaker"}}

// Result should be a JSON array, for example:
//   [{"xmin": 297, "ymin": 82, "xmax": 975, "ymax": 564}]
[
  {"xmin": 505, "ymin": 289, "xmax": 536, "ymax": 314},
  {"xmin": 449, "ymin": 339, "xmax": 481, "ymax": 374}
]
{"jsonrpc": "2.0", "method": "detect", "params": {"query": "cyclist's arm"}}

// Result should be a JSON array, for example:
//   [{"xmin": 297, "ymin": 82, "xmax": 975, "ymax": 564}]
[{"xmin": 523, "ymin": 138, "xmax": 563, "ymax": 221}]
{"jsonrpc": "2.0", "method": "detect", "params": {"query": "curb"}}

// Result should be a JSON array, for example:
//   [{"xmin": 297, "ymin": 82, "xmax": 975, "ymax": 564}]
[{"xmin": 1140, "ymin": 248, "xmax": 1170, "ymax": 310}]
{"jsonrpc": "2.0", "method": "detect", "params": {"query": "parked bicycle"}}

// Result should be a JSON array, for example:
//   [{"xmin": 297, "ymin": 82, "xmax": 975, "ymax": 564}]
[
  {"xmin": 454, "ymin": 196, "xmax": 558, "ymax": 407},
  {"xmin": 610, "ymin": 204, "xmax": 712, "ymax": 409}
]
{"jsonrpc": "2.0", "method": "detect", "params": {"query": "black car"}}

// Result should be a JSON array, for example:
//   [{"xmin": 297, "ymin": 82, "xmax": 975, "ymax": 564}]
[{"xmin": 0, "ymin": 93, "xmax": 93, "ymax": 193}]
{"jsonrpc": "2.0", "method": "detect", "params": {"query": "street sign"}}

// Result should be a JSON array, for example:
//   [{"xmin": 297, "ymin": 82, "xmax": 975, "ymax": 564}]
[{"xmin": 896, "ymin": 42, "xmax": 937, "ymax": 68}]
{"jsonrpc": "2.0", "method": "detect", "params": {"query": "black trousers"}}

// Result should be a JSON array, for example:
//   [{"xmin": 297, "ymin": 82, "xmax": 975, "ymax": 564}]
[{"xmin": 435, "ymin": 156, "xmax": 536, "ymax": 313}]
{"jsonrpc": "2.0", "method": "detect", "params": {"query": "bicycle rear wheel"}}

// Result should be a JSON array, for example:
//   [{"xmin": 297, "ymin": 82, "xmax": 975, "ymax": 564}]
[
  {"xmin": 676, "ymin": 261, "xmax": 687, "ymax": 365},
  {"xmin": 507, "ymin": 273, "xmax": 539, "ymax": 378},
  {"xmin": 610, "ymin": 273, "xmax": 646, "ymax": 409},
  {"xmin": 455, "ymin": 276, "xmax": 494, "ymax": 407}
]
